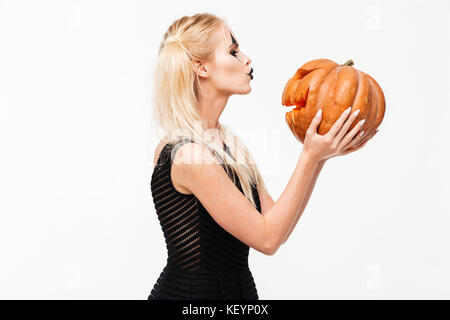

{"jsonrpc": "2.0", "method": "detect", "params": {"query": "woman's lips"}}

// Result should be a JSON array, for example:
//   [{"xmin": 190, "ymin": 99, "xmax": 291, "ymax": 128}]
[{"xmin": 247, "ymin": 68, "xmax": 253, "ymax": 79}]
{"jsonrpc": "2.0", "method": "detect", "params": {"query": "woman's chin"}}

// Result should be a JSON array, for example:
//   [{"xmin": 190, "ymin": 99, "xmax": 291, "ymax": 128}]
[{"xmin": 232, "ymin": 84, "xmax": 251, "ymax": 95}]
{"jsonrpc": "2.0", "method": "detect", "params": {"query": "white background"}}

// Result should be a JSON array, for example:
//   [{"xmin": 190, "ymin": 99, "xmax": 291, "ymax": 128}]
[{"xmin": 0, "ymin": 0, "xmax": 449, "ymax": 299}]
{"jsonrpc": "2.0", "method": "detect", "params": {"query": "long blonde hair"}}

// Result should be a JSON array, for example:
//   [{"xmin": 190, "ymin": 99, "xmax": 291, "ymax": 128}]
[{"xmin": 151, "ymin": 13, "xmax": 268, "ymax": 208}]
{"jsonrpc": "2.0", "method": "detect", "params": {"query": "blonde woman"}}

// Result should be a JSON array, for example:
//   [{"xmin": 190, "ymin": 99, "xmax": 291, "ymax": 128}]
[{"xmin": 148, "ymin": 13, "xmax": 377, "ymax": 300}]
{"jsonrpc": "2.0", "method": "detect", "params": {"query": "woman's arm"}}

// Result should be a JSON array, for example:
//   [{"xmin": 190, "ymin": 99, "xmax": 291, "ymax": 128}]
[
  {"xmin": 173, "ymin": 142, "xmax": 321, "ymax": 256},
  {"xmin": 281, "ymin": 159, "xmax": 325, "ymax": 244},
  {"xmin": 258, "ymin": 160, "xmax": 325, "ymax": 244},
  {"xmin": 257, "ymin": 186, "xmax": 275, "ymax": 216},
  {"xmin": 261, "ymin": 150, "xmax": 321, "ymax": 254}
]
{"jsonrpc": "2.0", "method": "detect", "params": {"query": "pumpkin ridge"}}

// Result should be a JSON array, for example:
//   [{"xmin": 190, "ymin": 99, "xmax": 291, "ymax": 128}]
[
  {"xmin": 295, "ymin": 86, "xmax": 309, "ymax": 110},
  {"xmin": 365, "ymin": 73, "xmax": 386, "ymax": 127},
  {"xmin": 333, "ymin": 65, "xmax": 359, "ymax": 118},
  {"xmin": 364, "ymin": 73, "xmax": 382, "ymax": 139},
  {"xmin": 363, "ymin": 73, "xmax": 377, "ymax": 139},
  {"xmin": 282, "ymin": 77, "xmax": 300, "ymax": 106},
  {"xmin": 349, "ymin": 68, "xmax": 359, "ymax": 114},
  {"xmin": 294, "ymin": 72, "xmax": 316, "ymax": 108},
  {"xmin": 305, "ymin": 66, "xmax": 336, "ymax": 111},
  {"xmin": 346, "ymin": 70, "xmax": 364, "ymax": 132}
]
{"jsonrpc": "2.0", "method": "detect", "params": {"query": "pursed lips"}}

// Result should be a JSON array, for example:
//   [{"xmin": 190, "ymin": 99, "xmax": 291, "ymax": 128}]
[{"xmin": 247, "ymin": 68, "xmax": 253, "ymax": 79}]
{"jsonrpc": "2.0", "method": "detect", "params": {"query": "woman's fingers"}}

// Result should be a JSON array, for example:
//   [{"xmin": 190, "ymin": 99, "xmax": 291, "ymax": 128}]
[
  {"xmin": 306, "ymin": 109, "xmax": 323, "ymax": 135},
  {"xmin": 326, "ymin": 106, "xmax": 352, "ymax": 139},
  {"xmin": 351, "ymin": 128, "xmax": 378, "ymax": 149},
  {"xmin": 340, "ymin": 139, "xmax": 368, "ymax": 156},
  {"xmin": 343, "ymin": 129, "xmax": 378, "ymax": 152},
  {"xmin": 335, "ymin": 109, "xmax": 361, "ymax": 141},
  {"xmin": 346, "ymin": 131, "xmax": 365, "ymax": 150},
  {"xmin": 339, "ymin": 117, "xmax": 366, "ymax": 149}
]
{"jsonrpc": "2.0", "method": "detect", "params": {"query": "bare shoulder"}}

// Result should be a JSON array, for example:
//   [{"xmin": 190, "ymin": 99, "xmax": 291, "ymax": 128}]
[
  {"xmin": 172, "ymin": 142, "xmax": 219, "ymax": 166},
  {"xmin": 171, "ymin": 142, "xmax": 221, "ymax": 194}
]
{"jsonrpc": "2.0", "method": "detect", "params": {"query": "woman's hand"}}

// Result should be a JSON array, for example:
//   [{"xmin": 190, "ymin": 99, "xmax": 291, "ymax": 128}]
[
  {"xmin": 302, "ymin": 106, "xmax": 366, "ymax": 162},
  {"xmin": 331, "ymin": 128, "xmax": 379, "ymax": 158}
]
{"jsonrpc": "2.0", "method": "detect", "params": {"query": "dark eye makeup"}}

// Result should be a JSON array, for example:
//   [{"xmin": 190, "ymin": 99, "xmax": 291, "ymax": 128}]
[
  {"xmin": 229, "ymin": 32, "xmax": 240, "ymax": 58},
  {"xmin": 230, "ymin": 49, "xmax": 239, "ymax": 57}
]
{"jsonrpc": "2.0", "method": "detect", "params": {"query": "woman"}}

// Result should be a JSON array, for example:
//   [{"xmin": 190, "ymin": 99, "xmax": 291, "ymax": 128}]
[{"xmin": 148, "ymin": 13, "xmax": 377, "ymax": 300}]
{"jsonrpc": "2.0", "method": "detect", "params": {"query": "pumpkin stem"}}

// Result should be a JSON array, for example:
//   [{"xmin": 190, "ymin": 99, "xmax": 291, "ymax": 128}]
[{"xmin": 342, "ymin": 59, "xmax": 354, "ymax": 67}]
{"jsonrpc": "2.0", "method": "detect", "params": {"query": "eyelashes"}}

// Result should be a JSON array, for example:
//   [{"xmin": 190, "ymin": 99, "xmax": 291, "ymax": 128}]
[{"xmin": 230, "ymin": 49, "xmax": 239, "ymax": 57}]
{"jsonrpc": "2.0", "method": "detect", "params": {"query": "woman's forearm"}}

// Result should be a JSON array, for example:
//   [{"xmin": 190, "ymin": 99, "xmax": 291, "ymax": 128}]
[
  {"xmin": 263, "ymin": 150, "xmax": 320, "ymax": 254},
  {"xmin": 281, "ymin": 159, "xmax": 326, "ymax": 244}
]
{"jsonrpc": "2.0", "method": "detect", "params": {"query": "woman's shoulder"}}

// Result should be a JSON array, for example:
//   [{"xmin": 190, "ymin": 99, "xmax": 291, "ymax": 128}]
[
  {"xmin": 153, "ymin": 136, "xmax": 196, "ymax": 169},
  {"xmin": 153, "ymin": 138, "xmax": 169, "ymax": 169}
]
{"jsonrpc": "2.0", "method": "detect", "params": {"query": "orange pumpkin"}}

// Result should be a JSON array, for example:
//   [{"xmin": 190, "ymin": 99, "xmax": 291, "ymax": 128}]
[{"xmin": 282, "ymin": 58, "xmax": 385, "ymax": 144}]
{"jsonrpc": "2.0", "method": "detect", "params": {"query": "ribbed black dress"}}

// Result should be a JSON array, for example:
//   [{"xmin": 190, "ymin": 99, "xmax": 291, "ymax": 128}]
[{"xmin": 148, "ymin": 137, "xmax": 261, "ymax": 300}]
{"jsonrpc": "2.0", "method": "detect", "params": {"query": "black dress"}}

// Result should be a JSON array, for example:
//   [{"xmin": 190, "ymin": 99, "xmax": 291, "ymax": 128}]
[{"xmin": 148, "ymin": 137, "xmax": 261, "ymax": 300}]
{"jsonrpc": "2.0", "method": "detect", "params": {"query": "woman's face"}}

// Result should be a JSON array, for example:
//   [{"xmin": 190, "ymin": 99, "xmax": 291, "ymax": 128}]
[{"xmin": 198, "ymin": 24, "xmax": 253, "ymax": 96}]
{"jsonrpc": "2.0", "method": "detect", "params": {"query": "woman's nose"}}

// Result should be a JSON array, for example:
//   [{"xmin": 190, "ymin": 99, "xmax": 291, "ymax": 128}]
[{"xmin": 245, "ymin": 55, "xmax": 251, "ymax": 66}]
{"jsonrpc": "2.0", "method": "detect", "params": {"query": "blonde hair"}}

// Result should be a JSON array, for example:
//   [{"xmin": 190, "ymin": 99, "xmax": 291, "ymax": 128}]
[{"xmin": 151, "ymin": 13, "xmax": 268, "ymax": 208}]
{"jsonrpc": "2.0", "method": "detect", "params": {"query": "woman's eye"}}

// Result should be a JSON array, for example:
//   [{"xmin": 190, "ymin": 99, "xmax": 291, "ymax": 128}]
[{"xmin": 230, "ymin": 50, "xmax": 239, "ymax": 57}]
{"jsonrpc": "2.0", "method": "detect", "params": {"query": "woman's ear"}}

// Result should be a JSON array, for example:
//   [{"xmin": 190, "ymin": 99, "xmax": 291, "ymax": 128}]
[{"xmin": 193, "ymin": 60, "xmax": 209, "ymax": 79}]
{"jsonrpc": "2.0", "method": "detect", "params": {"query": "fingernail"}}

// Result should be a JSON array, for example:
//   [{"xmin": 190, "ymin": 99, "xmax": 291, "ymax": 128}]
[
  {"xmin": 316, "ymin": 109, "xmax": 322, "ymax": 117},
  {"xmin": 353, "ymin": 109, "xmax": 360, "ymax": 116},
  {"xmin": 345, "ymin": 107, "xmax": 351, "ymax": 114},
  {"xmin": 360, "ymin": 130, "xmax": 364, "ymax": 136},
  {"xmin": 359, "ymin": 119, "xmax": 366, "ymax": 126}
]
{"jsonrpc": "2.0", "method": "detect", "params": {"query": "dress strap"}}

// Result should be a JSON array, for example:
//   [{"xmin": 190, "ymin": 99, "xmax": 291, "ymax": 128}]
[
  {"xmin": 152, "ymin": 138, "xmax": 191, "ymax": 177},
  {"xmin": 170, "ymin": 137, "xmax": 230, "ymax": 168},
  {"xmin": 170, "ymin": 137, "xmax": 195, "ymax": 165},
  {"xmin": 154, "ymin": 137, "xmax": 234, "ymax": 180}
]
